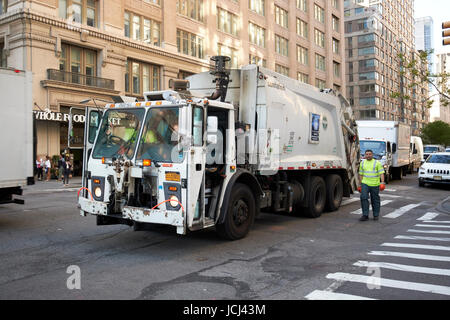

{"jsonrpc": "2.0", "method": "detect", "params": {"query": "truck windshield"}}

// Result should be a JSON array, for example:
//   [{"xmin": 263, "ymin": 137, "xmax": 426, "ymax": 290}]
[
  {"xmin": 92, "ymin": 109, "xmax": 145, "ymax": 159},
  {"xmin": 424, "ymin": 146, "xmax": 439, "ymax": 153},
  {"xmin": 360, "ymin": 140, "xmax": 386, "ymax": 159},
  {"xmin": 136, "ymin": 107, "xmax": 181, "ymax": 163}
]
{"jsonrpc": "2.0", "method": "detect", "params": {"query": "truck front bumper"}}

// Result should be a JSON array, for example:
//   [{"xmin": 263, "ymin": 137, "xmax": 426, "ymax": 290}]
[{"xmin": 78, "ymin": 197, "xmax": 186, "ymax": 234}]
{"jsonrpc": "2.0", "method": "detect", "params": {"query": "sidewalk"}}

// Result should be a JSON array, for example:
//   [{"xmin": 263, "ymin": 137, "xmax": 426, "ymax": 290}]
[
  {"xmin": 436, "ymin": 196, "xmax": 450, "ymax": 215},
  {"xmin": 24, "ymin": 177, "xmax": 82, "ymax": 195}
]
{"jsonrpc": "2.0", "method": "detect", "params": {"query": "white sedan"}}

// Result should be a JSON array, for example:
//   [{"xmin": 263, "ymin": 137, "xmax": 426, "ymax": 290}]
[{"xmin": 418, "ymin": 152, "xmax": 450, "ymax": 187}]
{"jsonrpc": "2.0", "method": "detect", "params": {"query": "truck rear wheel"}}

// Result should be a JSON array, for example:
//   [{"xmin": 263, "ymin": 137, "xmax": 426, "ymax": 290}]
[
  {"xmin": 325, "ymin": 174, "xmax": 343, "ymax": 212},
  {"xmin": 304, "ymin": 176, "xmax": 326, "ymax": 218},
  {"xmin": 216, "ymin": 183, "xmax": 256, "ymax": 240}
]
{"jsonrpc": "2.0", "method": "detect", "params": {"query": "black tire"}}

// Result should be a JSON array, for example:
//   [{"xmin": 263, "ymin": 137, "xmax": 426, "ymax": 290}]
[
  {"xmin": 216, "ymin": 183, "xmax": 256, "ymax": 240},
  {"xmin": 325, "ymin": 174, "xmax": 343, "ymax": 212},
  {"xmin": 418, "ymin": 179, "xmax": 425, "ymax": 187},
  {"xmin": 304, "ymin": 176, "xmax": 326, "ymax": 218}
]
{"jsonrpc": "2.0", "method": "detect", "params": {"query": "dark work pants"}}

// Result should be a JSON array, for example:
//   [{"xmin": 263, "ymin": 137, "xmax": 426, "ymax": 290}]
[{"xmin": 360, "ymin": 183, "xmax": 381, "ymax": 217}]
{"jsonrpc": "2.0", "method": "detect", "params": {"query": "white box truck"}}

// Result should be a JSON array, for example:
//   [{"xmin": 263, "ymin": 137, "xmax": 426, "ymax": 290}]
[
  {"xmin": 356, "ymin": 120, "xmax": 411, "ymax": 182},
  {"xmin": 77, "ymin": 58, "xmax": 360, "ymax": 239},
  {"xmin": 0, "ymin": 68, "xmax": 34, "ymax": 204},
  {"xmin": 410, "ymin": 136, "xmax": 424, "ymax": 172}
]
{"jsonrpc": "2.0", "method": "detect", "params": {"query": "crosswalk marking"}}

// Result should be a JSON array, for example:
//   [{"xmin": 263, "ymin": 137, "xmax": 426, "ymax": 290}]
[
  {"xmin": 381, "ymin": 243, "xmax": 450, "ymax": 252},
  {"xmin": 415, "ymin": 224, "xmax": 450, "ymax": 229},
  {"xmin": 380, "ymin": 194, "xmax": 402, "ymax": 199},
  {"xmin": 368, "ymin": 251, "xmax": 450, "ymax": 262},
  {"xmin": 383, "ymin": 204, "xmax": 422, "ymax": 219},
  {"xmin": 417, "ymin": 212, "xmax": 440, "ymax": 221},
  {"xmin": 395, "ymin": 235, "xmax": 450, "ymax": 242},
  {"xmin": 354, "ymin": 261, "xmax": 450, "ymax": 276},
  {"xmin": 408, "ymin": 229, "xmax": 450, "ymax": 235},
  {"xmin": 326, "ymin": 273, "xmax": 450, "ymax": 295},
  {"xmin": 420, "ymin": 221, "xmax": 450, "ymax": 224},
  {"xmin": 305, "ymin": 290, "xmax": 375, "ymax": 300},
  {"xmin": 350, "ymin": 200, "xmax": 394, "ymax": 215},
  {"xmin": 341, "ymin": 198, "xmax": 360, "ymax": 206}
]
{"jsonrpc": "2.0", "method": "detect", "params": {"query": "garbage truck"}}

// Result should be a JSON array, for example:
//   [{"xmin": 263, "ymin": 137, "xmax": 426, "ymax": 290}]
[
  {"xmin": 77, "ymin": 57, "xmax": 360, "ymax": 240},
  {"xmin": 0, "ymin": 68, "xmax": 34, "ymax": 204}
]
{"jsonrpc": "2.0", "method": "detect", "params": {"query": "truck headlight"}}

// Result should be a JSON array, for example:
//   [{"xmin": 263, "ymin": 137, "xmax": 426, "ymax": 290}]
[
  {"xmin": 94, "ymin": 187, "xmax": 102, "ymax": 198},
  {"xmin": 169, "ymin": 195, "xmax": 179, "ymax": 207}
]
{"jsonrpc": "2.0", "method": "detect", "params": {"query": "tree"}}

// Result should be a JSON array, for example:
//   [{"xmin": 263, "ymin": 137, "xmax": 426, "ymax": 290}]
[
  {"xmin": 420, "ymin": 121, "xmax": 450, "ymax": 146},
  {"xmin": 391, "ymin": 49, "xmax": 450, "ymax": 109}
]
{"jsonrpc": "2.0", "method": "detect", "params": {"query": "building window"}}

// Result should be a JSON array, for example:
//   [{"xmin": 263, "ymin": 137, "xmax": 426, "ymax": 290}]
[
  {"xmin": 333, "ymin": 62, "xmax": 340, "ymax": 77},
  {"xmin": 297, "ymin": 0, "xmax": 307, "ymax": 12},
  {"xmin": 0, "ymin": 0, "xmax": 7, "ymax": 14},
  {"xmin": 315, "ymin": 54, "xmax": 326, "ymax": 71},
  {"xmin": 275, "ymin": 35, "xmax": 288, "ymax": 57},
  {"xmin": 125, "ymin": 60, "xmax": 160, "ymax": 95},
  {"xmin": 297, "ymin": 72, "xmax": 309, "ymax": 84},
  {"xmin": 249, "ymin": 0, "xmax": 265, "ymax": 16},
  {"xmin": 59, "ymin": 44, "xmax": 97, "ymax": 85},
  {"xmin": 314, "ymin": 4, "xmax": 324, "ymax": 23},
  {"xmin": 359, "ymin": 72, "xmax": 378, "ymax": 81},
  {"xmin": 297, "ymin": 45, "xmax": 308, "ymax": 65},
  {"xmin": 314, "ymin": 29, "xmax": 325, "ymax": 48},
  {"xmin": 0, "ymin": 41, "xmax": 6, "ymax": 67},
  {"xmin": 144, "ymin": 0, "xmax": 160, "ymax": 4},
  {"xmin": 217, "ymin": 8, "xmax": 239, "ymax": 36},
  {"xmin": 332, "ymin": 38, "xmax": 339, "ymax": 54},
  {"xmin": 275, "ymin": 6, "xmax": 288, "ymax": 28},
  {"xmin": 124, "ymin": 12, "xmax": 161, "ymax": 46},
  {"xmin": 217, "ymin": 44, "xmax": 239, "ymax": 68},
  {"xmin": 332, "ymin": 0, "xmax": 338, "ymax": 9},
  {"xmin": 358, "ymin": 47, "xmax": 376, "ymax": 56},
  {"xmin": 316, "ymin": 78, "xmax": 326, "ymax": 89},
  {"xmin": 249, "ymin": 55, "xmax": 267, "ymax": 67},
  {"xmin": 296, "ymin": 18, "xmax": 308, "ymax": 38},
  {"xmin": 332, "ymin": 15, "xmax": 339, "ymax": 32},
  {"xmin": 177, "ymin": 30, "xmax": 204, "ymax": 59},
  {"xmin": 275, "ymin": 64, "xmax": 289, "ymax": 76},
  {"xmin": 177, "ymin": 0, "xmax": 204, "ymax": 22},
  {"xmin": 248, "ymin": 22, "xmax": 266, "ymax": 47},
  {"xmin": 58, "ymin": 0, "xmax": 98, "ymax": 27}
]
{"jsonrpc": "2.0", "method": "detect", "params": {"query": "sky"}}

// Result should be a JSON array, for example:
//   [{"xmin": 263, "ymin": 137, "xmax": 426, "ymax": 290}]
[{"xmin": 414, "ymin": 0, "xmax": 450, "ymax": 55}]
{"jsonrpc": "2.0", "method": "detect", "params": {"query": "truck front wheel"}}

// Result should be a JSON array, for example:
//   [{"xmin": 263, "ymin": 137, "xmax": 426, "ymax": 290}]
[
  {"xmin": 304, "ymin": 176, "xmax": 326, "ymax": 218},
  {"xmin": 216, "ymin": 183, "xmax": 256, "ymax": 240}
]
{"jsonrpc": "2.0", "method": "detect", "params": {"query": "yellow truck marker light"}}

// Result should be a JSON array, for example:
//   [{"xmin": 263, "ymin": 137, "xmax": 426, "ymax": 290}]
[
  {"xmin": 93, "ymin": 179, "xmax": 100, "ymax": 184},
  {"xmin": 169, "ymin": 186, "xmax": 178, "ymax": 191},
  {"xmin": 143, "ymin": 159, "xmax": 152, "ymax": 167},
  {"xmin": 146, "ymin": 102, "xmax": 151, "ymax": 106}
]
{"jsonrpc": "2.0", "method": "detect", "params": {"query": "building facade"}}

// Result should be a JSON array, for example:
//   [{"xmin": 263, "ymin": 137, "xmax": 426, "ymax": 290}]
[
  {"xmin": 0, "ymin": 0, "xmax": 345, "ymax": 175},
  {"xmin": 432, "ymin": 52, "xmax": 450, "ymax": 124},
  {"xmin": 344, "ymin": 0, "xmax": 429, "ymax": 133}
]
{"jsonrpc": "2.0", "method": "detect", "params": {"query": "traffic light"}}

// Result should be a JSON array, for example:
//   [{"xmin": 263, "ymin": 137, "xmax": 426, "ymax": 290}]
[{"xmin": 443, "ymin": 21, "xmax": 450, "ymax": 45}]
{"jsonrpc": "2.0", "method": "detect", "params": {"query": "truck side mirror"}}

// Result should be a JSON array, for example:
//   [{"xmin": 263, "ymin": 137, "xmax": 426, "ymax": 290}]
[
  {"xmin": 392, "ymin": 143, "xmax": 397, "ymax": 154},
  {"xmin": 387, "ymin": 142, "xmax": 391, "ymax": 153},
  {"xmin": 413, "ymin": 148, "xmax": 418, "ymax": 154},
  {"xmin": 207, "ymin": 116, "xmax": 218, "ymax": 144}
]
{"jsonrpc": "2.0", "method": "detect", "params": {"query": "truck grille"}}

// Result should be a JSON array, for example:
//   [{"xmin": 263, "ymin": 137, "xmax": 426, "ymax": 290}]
[{"xmin": 427, "ymin": 169, "xmax": 450, "ymax": 175}]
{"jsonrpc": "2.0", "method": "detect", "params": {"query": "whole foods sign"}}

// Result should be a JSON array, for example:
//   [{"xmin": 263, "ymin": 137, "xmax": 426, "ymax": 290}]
[{"xmin": 34, "ymin": 111, "xmax": 85, "ymax": 123}]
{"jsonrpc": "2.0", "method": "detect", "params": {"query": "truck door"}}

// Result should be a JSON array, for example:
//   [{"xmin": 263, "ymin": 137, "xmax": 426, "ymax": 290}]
[
  {"xmin": 187, "ymin": 106, "xmax": 206, "ymax": 228},
  {"xmin": 69, "ymin": 107, "xmax": 103, "ymax": 198}
]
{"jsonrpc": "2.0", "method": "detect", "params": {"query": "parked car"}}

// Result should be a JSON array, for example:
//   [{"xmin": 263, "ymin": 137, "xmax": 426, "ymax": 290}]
[
  {"xmin": 423, "ymin": 145, "xmax": 445, "ymax": 161},
  {"xmin": 418, "ymin": 152, "xmax": 450, "ymax": 187},
  {"xmin": 446, "ymin": 147, "xmax": 450, "ymax": 152}
]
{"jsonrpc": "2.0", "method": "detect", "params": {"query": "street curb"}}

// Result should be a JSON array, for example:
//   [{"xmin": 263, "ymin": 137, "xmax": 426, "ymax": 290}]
[
  {"xmin": 435, "ymin": 196, "xmax": 450, "ymax": 215},
  {"xmin": 24, "ymin": 186, "xmax": 81, "ymax": 195}
]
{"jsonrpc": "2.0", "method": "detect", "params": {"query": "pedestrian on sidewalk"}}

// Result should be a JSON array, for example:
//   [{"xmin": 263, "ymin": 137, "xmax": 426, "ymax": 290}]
[
  {"xmin": 36, "ymin": 158, "xmax": 43, "ymax": 181},
  {"xmin": 358, "ymin": 149, "xmax": 386, "ymax": 221},
  {"xmin": 45, "ymin": 156, "xmax": 51, "ymax": 182},
  {"xmin": 63, "ymin": 157, "xmax": 72, "ymax": 186},
  {"xmin": 57, "ymin": 155, "xmax": 64, "ymax": 181}
]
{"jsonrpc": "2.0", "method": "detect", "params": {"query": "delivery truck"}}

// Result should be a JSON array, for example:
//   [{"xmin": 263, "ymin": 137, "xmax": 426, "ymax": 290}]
[
  {"xmin": 77, "ymin": 57, "xmax": 360, "ymax": 239},
  {"xmin": 0, "ymin": 68, "xmax": 34, "ymax": 204},
  {"xmin": 356, "ymin": 120, "xmax": 411, "ymax": 182}
]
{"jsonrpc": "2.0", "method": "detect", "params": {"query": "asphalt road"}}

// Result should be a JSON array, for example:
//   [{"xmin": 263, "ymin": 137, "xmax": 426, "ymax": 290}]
[{"xmin": 0, "ymin": 174, "xmax": 449, "ymax": 300}]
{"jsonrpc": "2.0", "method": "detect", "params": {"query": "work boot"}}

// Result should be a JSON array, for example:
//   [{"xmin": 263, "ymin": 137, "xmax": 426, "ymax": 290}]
[{"xmin": 359, "ymin": 216, "xmax": 369, "ymax": 221}]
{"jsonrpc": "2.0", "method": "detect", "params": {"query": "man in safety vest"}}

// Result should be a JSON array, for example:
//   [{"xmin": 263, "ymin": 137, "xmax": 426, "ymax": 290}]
[{"xmin": 358, "ymin": 149, "xmax": 386, "ymax": 221}]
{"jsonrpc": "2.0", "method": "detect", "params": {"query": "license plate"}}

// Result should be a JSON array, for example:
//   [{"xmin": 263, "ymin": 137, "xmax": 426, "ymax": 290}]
[
  {"xmin": 433, "ymin": 176, "xmax": 442, "ymax": 181},
  {"xmin": 165, "ymin": 172, "xmax": 180, "ymax": 182}
]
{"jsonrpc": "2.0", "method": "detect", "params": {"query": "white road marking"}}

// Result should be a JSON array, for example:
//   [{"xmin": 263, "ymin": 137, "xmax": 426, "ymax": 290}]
[
  {"xmin": 420, "ymin": 220, "xmax": 450, "ymax": 224},
  {"xmin": 408, "ymin": 229, "xmax": 450, "ymax": 235},
  {"xmin": 380, "ymin": 194, "xmax": 402, "ymax": 199},
  {"xmin": 350, "ymin": 200, "xmax": 394, "ymax": 215},
  {"xmin": 415, "ymin": 224, "xmax": 450, "ymax": 229},
  {"xmin": 417, "ymin": 212, "xmax": 440, "ymax": 221},
  {"xmin": 384, "ymin": 188, "xmax": 397, "ymax": 192},
  {"xmin": 395, "ymin": 235, "xmax": 450, "ymax": 242},
  {"xmin": 383, "ymin": 203, "xmax": 422, "ymax": 219},
  {"xmin": 354, "ymin": 261, "xmax": 450, "ymax": 276},
  {"xmin": 305, "ymin": 290, "xmax": 375, "ymax": 300},
  {"xmin": 341, "ymin": 198, "xmax": 360, "ymax": 206},
  {"xmin": 368, "ymin": 251, "xmax": 450, "ymax": 262},
  {"xmin": 381, "ymin": 243, "xmax": 450, "ymax": 252},
  {"xmin": 326, "ymin": 272, "xmax": 450, "ymax": 296}
]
